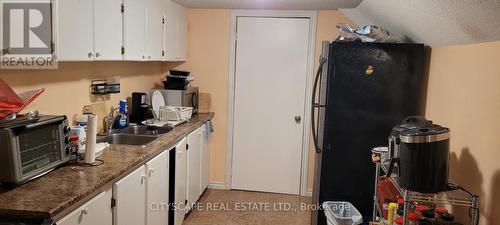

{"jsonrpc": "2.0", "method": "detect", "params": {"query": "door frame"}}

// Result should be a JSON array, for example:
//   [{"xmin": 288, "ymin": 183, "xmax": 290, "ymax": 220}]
[{"xmin": 225, "ymin": 10, "xmax": 317, "ymax": 196}]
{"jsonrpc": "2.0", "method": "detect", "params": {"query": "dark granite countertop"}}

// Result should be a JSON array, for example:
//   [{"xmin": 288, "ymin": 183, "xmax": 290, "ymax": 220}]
[{"xmin": 0, "ymin": 113, "xmax": 214, "ymax": 220}]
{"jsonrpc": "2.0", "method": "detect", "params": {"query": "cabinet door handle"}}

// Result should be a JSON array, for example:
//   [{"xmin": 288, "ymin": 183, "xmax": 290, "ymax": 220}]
[
  {"xmin": 148, "ymin": 168, "xmax": 154, "ymax": 177},
  {"xmin": 148, "ymin": 55, "xmax": 151, "ymax": 59},
  {"xmin": 88, "ymin": 52, "xmax": 93, "ymax": 58},
  {"xmin": 141, "ymin": 175, "xmax": 146, "ymax": 184},
  {"xmin": 96, "ymin": 52, "xmax": 101, "ymax": 58},
  {"xmin": 82, "ymin": 208, "xmax": 89, "ymax": 215}
]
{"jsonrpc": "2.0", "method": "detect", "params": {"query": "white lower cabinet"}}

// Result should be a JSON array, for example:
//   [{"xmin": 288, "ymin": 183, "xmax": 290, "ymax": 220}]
[
  {"xmin": 173, "ymin": 137, "xmax": 188, "ymax": 225},
  {"xmin": 200, "ymin": 123, "xmax": 211, "ymax": 195},
  {"xmin": 187, "ymin": 127, "xmax": 202, "ymax": 206},
  {"xmin": 56, "ymin": 189, "xmax": 113, "ymax": 225},
  {"xmin": 113, "ymin": 165, "xmax": 147, "ymax": 225},
  {"xmin": 56, "ymin": 123, "xmax": 211, "ymax": 225},
  {"xmin": 146, "ymin": 150, "xmax": 170, "ymax": 225},
  {"xmin": 114, "ymin": 149, "xmax": 170, "ymax": 225}
]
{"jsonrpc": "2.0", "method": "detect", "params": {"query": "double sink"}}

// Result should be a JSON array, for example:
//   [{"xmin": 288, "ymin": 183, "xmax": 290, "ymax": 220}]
[{"xmin": 98, "ymin": 125, "xmax": 172, "ymax": 146}]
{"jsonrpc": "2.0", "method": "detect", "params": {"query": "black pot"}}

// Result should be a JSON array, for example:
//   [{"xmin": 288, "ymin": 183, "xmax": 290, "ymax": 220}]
[{"xmin": 387, "ymin": 118, "xmax": 450, "ymax": 193}]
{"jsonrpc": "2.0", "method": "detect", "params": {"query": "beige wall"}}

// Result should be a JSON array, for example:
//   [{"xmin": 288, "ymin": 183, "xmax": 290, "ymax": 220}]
[
  {"xmin": 176, "ymin": 9, "xmax": 230, "ymax": 184},
  {"xmin": 178, "ymin": 9, "xmax": 354, "ymax": 188},
  {"xmin": 425, "ymin": 40, "xmax": 500, "ymax": 225},
  {"xmin": 0, "ymin": 62, "xmax": 177, "ymax": 121}
]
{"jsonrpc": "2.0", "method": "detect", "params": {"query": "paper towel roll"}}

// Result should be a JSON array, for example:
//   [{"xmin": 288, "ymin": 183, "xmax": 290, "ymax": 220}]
[{"xmin": 85, "ymin": 114, "xmax": 97, "ymax": 164}]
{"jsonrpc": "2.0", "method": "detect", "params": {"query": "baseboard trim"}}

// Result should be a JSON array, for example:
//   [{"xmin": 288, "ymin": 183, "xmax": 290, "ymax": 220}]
[
  {"xmin": 207, "ymin": 182, "xmax": 226, "ymax": 190},
  {"xmin": 303, "ymin": 189, "xmax": 312, "ymax": 197}
]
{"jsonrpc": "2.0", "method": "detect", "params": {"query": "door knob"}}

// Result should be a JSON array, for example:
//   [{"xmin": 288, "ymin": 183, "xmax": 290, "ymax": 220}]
[{"xmin": 294, "ymin": 116, "xmax": 302, "ymax": 123}]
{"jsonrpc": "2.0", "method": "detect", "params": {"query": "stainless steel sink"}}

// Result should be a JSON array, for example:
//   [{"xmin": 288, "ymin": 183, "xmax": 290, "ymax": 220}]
[
  {"xmin": 117, "ymin": 125, "xmax": 172, "ymax": 135},
  {"xmin": 98, "ymin": 133, "xmax": 157, "ymax": 146}
]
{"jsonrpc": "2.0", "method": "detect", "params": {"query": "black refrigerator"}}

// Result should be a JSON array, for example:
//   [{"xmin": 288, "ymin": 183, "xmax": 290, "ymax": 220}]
[{"xmin": 311, "ymin": 41, "xmax": 429, "ymax": 225}]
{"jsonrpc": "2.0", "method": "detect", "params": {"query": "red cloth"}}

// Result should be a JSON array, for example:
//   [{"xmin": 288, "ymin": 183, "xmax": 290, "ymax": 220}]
[{"xmin": 0, "ymin": 79, "xmax": 44, "ymax": 118}]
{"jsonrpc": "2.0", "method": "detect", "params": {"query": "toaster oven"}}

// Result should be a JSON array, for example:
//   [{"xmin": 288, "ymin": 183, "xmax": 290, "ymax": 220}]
[{"xmin": 0, "ymin": 115, "xmax": 71, "ymax": 185}]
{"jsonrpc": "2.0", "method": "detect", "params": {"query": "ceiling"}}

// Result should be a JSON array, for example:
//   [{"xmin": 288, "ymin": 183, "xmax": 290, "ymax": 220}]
[
  {"xmin": 172, "ymin": 0, "xmax": 362, "ymax": 10},
  {"xmin": 340, "ymin": 0, "xmax": 500, "ymax": 47}
]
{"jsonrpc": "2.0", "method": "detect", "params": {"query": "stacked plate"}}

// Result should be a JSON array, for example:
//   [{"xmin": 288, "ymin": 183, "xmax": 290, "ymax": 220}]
[{"xmin": 162, "ymin": 70, "xmax": 194, "ymax": 90}]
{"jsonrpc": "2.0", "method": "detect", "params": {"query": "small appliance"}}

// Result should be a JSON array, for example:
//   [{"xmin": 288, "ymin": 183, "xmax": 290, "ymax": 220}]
[
  {"xmin": 151, "ymin": 87, "xmax": 199, "ymax": 114},
  {"xmin": 0, "ymin": 115, "xmax": 71, "ymax": 185},
  {"xmin": 387, "ymin": 117, "xmax": 450, "ymax": 193},
  {"xmin": 130, "ymin": 92, "xmax": 149, "ymax": 124}
]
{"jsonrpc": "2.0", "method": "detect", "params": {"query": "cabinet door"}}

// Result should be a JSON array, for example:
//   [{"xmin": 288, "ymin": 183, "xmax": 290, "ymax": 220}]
[
  {"xmin": 123, "ymin": 0, "xmax": 147, "ymax": 60},
  {"xmin": 187, "ymin": 127, "xmax": 202, "ymax": 206},
  {"xmin": 55, "ymin": 0, "xmax": 94, "ymax": 61},
  {"xmin": 200, "ymin": 123, "xmax": 211, "ymax": 195},
  {"xmin": 163, "ymin": 0, "xmax": 178, "ymax": 61},
  {"xmin": 146, "ymin": 149, "xmax": 169, "ymax": 225},
  {"xmin": 176, "ymin": 5, "xmax": 187, "ymax": 61},
  {"xmin": 114, "ymin": 165, "xmax": 146, "ymax": 225},
  {"xmin": 146, "ymin": 4, "xmax": 164, "ymax": 61},
  {"xmin": 56, "ymin": 189, "xmax": 112, "ymax": 225},
  {"xmin": 174, "ymin": 137, "xmax": 187, "ymax": 225},
  {"xmin": 94, "ymin": 0, "xmax": 123, "ymax": 60}
]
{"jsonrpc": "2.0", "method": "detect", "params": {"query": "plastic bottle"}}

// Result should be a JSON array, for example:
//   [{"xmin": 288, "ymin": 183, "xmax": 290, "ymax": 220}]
[
  {"xmin": 388, "ymin": 203, "xmax": 398, "ymax": 225},
  {"xmin": 117, "ymin": 100, "xmax": 129, "ymax": 129}
]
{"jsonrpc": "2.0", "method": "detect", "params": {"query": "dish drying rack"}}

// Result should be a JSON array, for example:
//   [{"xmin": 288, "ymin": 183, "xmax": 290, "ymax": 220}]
[{"xmin": 373, "ymin": 162, "xmax": 480, "ymax": 225}]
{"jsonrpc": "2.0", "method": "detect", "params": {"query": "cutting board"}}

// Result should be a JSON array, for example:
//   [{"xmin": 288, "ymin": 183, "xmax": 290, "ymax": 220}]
[
  {"xmin": 82, "ymin": 102, "xmax": 108, "ymax": 133},
  {"xmin": 198, "ymin": 93, "xmax": 211, "ymax": 113}
]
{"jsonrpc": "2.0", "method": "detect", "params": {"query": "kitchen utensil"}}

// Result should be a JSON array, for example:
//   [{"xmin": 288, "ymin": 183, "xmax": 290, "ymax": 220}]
[
  {"xmin": 151, "ymin": 90, "xmax": 166, "ymax": 112},
  {"xmin": 198, "ymin": 93, "xmax": 211, "ymax": 113},
  {"xmin": 162, "ymin": 80, "xmax": 191, "ymax": 90},
  {"xmin": 169, "ymin": 70, "xmax": 190, "ymax": 77},
  {"xmin": 159, "ymin": 106, "xmax": 193, "ymax": 121}
]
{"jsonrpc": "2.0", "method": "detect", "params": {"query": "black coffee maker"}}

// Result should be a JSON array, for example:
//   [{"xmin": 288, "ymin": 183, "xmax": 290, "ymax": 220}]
[
  {"xmin": 130, "ymin": 92, "xmax": 150, "ymax": 124},
  {"xmin": 387, "ymin": 116, "xmax": 451, "ymax": 193}
]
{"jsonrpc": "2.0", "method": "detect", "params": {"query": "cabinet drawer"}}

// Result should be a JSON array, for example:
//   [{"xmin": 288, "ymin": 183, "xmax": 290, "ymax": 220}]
[{"xmin": 56, "ymin": 189, "xmax": 113, "ymax": 225}]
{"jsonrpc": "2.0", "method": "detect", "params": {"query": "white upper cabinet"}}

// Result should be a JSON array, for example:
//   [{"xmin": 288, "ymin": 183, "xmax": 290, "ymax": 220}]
[
  {"xmin": 123, "ymin": 0, "xmax": 147, "ymax": 61},
  {"xmin": 146, "ymin": 0, "xmax": 164, "ymax": 61},
  {"xmin": 163, "ymin": 1, "xmax": 187, "ymax": 61},
  {"xmin": 56, "ymin": 0, "xmax": 122, "ymax": 61},
  {"xmin": 55, "ymin": 0, "xmax": 186, "ymax": 62},
  {"xmin": 55, "ymin": 0, "xmax": 94, "ymax": 61},
  {"xmin": 94, "ymin": 0, "xmax": 123, "ymax": 61},
  {"xmin": 177, "ymin": 5, "xmax": 188, "ymax": 61}
]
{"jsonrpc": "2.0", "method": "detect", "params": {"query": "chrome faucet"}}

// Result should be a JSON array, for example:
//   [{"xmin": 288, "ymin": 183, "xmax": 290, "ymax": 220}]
[{"xmin": 103, "ymin": 107, "xmax": 120, "ymax": 135}]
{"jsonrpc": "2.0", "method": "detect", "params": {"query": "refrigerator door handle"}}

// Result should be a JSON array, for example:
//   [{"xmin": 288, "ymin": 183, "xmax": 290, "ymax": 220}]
[{"xmin": 311, "ymin": 57, "xmax": 327, "ymax": 153}]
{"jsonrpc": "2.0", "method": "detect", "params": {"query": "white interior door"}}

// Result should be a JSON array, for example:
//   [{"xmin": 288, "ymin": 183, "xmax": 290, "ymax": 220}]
[{"xmin": 231, "ymin": 17, "xmax": 310, "ymax": 195}]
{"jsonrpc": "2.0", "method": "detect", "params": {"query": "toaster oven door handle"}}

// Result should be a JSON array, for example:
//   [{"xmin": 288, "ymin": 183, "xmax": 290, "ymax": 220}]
[{"xmin": 24, "ymin": 116, "xmax": 66, "ymax": 129}]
